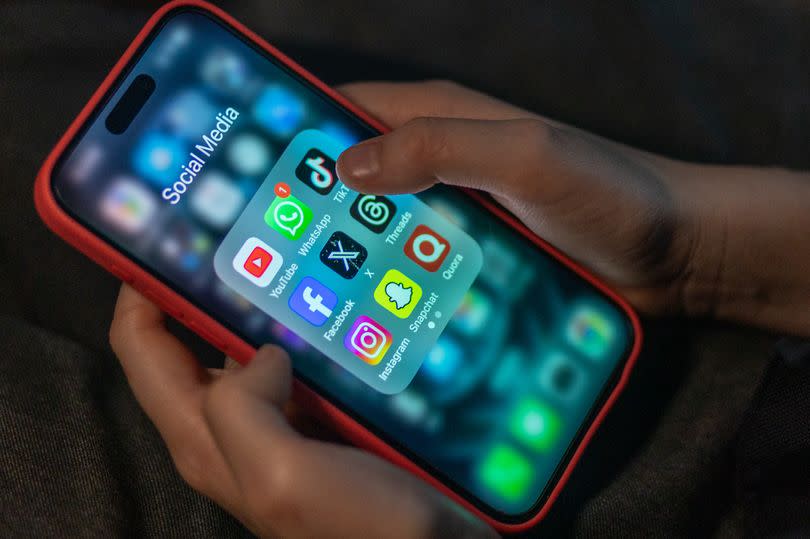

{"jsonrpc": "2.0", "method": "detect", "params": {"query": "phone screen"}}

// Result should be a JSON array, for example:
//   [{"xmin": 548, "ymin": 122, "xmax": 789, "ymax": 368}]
[{"xmin": 52, "ymin": 7, "xmax": 633, "ymax": 519}]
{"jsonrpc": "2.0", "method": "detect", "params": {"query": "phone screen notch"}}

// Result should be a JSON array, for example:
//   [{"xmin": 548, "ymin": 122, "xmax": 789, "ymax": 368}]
[{"xmin": 105, "ymin": 74, "xmax": 156, "ymax": 135}]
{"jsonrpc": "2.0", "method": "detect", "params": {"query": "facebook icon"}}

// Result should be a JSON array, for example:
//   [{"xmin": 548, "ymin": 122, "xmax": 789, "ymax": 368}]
[{"xmin": 288, "ymin": 276, "xmax": 338, "ymax": 327}]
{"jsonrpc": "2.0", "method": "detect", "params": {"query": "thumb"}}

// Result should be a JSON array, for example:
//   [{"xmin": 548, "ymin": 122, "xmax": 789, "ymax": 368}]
[
  {"xmin": 204, "ymin": 345, "xmax": 298, "ymax": 476},
  {"xmin": 336, "ymin": 117, "xmax": 559, "ymax": 200},
  {"xmin": 336, "ymin": 116, "xmax": 684, "ymax": 294}
]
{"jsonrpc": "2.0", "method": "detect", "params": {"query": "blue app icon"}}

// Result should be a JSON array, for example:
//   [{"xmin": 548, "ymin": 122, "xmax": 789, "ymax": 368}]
[
  {"xmin": 164, "ymin": 90, "xmax": 217, "ymax": 138},
  {"xmin": 288, "ymin": 276, "xmax": 338, "ymax": 327},
  {"xmin": 422, "ymin": 337, "xmax": 462, "ymax": 383},
  {"xmin": 253, "ymin": 84, "xmax": 305, "ymax": 137},
  {"xmin": 133, "ymin": 132, "xmax": 185, "ymax": 187},
  {"xmin": 318, "ymin": 121, "xmax": 359, "ymax": 149},
  {"xmin": 201, "ymin": 49, "xmax": 249, "ymax": 95},
  {"xmin": 450, "ymin": 289, "xmax": 492, "ymax": 337}
]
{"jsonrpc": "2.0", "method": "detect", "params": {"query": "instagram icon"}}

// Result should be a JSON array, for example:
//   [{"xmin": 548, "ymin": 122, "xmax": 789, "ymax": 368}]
[{"xmin": 344, "ymin": 316, "xmax": 392, "ymax": 365}]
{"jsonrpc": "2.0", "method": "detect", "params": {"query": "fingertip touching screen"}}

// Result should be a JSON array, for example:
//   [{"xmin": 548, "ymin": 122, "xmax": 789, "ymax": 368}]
[{"xmin": 52, "ymin": 7, "xmax": 633, "ymax": 519}]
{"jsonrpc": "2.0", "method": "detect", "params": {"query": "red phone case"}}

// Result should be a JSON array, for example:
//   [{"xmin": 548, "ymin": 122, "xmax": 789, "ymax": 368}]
[{"xmin": 34, "ymin": 0, "xmax": 643, "ymax": 532}]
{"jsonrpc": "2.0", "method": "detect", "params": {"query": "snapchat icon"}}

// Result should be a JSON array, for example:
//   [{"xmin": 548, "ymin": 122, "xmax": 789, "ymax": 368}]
[{"xmin": 374, "ymin": 269, "xmax": 423, "ymax": 319}]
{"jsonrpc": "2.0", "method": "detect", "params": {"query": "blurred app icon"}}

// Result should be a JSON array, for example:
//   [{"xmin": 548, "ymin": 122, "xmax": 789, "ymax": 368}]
[
  {"xmin": 479, "ymin": 237, "xmax": 532, "ymax": 298},
  {"xmin": 232, "ymin": 237, "xmax": 283, "ymax": 288},
  {"xmin": 164, "ymin": 90, "xmax": 217, "ymax": 138},
  {"xmin": 320, "ymin": 231, "xmax": 367, "ymax": 279},
  {"xmin": 253, "ymin": 84, "xmax": 305, "ymax": 136},
  {"xmin": 167, "ymin": 24, "xmax": 191, "ymax": 47},
  {"xmin": 318, "ymin": 121, "xmax": 359, "ymax": 149},
  {"xmin": 404, "ymin": 225, "xmax": 450, "ymax": 272},
  {"xmin": 159, "ymin": 221, "xmax": 212, "ymax": 274},
  {"xmin": 350, "ymin": 194, "xmax": 396, "ymax": 233},
  {"xmin": 489, "ymin": 347, "xmax": 524, "ymax": 395},
  {"xmin": 389, "ymin": 389, "xmax": 428, "ymax": 425},
  {"xmin": 289, "ymin": 277, "xmax": 337, "ymax": 327},
  {"xmin": 344, "ymin": 315, "xmax": 392, "ymax": 365},
  {"xmin": 133, "ymin": 132, "xmax": 185, "ymax": 187},
  {"xmin": 154, "ymin": 24, "xmax": 191, "ymax": 69},
  {"xmin": 190, "ymin": 172, "xmax": 246, "ymax": 229},
  {"xmin": 226, "ymin": 133, "xmax": 273, "ymax": 176},
  {"xmin": 422, "ymin": 336, "xmax": 462, "ymax": 383},
  {"xmin": 477, "ymin": 445, "xmax": 533, "ymax": 503},
  {"xmin": 374, "ymin": 269, "xmax": 422, "ymax": 319},
  {"xmin": 538, "ymin": 351, "xmax": 585, "ymax": 403},
  {"xmin": 213, "ymin": 279, "xmax": 252, "ymax": 312},
  {"xmin": 201, "ymin": 48, "xmax": 249, "ymax": 95},
  {"xmin": 99, "ymin": 177, "xmax": 157, "ymax": 235},
  {"xmin": 264, "ymin": 194, "xmax": 312, "ymax": 241},
  {"xmin": 295, "ymin": 148, "xmax": 338, "ymax": 195},
  {"xmin": 270, "ymin": 321, "xmax": 309, "ymax": 352},
  {"xmin": 450, "ymin": 289, "xmax": 491, "ymax": 337},
  {"xmin": 509, "ymin": 398, "xmax": 562, "ymax": 452},
  {"xmin": 565, "ymin": 304, "xmax": 615, "ymax": 360},
  {"xmin": 66, "ymin": 144, "xmax": 102, "ymax": 184}
]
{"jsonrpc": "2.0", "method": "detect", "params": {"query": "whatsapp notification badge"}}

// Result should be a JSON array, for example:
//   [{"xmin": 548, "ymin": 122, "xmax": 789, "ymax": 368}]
[{"xmin": 264, "ymin": 191, "xmax": 312, "ymax": 240}]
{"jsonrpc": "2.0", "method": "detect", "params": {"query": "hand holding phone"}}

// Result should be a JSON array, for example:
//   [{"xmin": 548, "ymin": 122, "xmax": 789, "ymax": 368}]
[
  {"xmin": 335, "ymin": 81, "xmax": 695, "ymax": 315},
  {"xmin": 110, "ymin": 284, "xmax": 497, "ymax": 539}
]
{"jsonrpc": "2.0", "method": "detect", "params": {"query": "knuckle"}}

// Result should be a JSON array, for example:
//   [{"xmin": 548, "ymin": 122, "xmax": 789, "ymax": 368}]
[
  {"xmin": 511, "ymin": 119, "xmax": 556, "ymax": 192},
  {"xmin": 241, "ymin": 449, "xmax": 303, "ymax": 528},
  {"xmin": 515, "ymin": 118, "xmax": 554, "ymax": 161},
  {"xmin": 400, "ymin": 117, "xmax": 449, "ymax": 164}
]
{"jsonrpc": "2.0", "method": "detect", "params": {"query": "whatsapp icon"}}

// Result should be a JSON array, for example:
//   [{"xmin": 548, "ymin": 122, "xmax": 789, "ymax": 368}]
[{"xmin": 264, "ymin": 194, "xmax": 313, "ymax": 240}]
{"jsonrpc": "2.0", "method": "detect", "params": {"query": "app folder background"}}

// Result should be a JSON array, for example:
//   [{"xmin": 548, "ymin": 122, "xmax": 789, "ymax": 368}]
[{"xmin": 214, "ymin": 129, "xmax": 483, "ymax": 394}]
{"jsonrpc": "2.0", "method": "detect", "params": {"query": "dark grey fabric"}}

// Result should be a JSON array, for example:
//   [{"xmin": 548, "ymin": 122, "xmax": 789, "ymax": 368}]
[
  {"xmin": 733, "ymin": 340, "xmax": 810, "ymax": 537},
  {"xmin": 0, "ymin": 1, "xmax": 807, "ymax": 537}
]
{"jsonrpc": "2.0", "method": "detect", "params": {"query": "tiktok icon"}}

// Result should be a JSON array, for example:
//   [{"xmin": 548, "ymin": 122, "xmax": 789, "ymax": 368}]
[
  {"xmin": 295, "ymin": 148, "xmax": 337, "ymax": 195},
  {"xmin": 288, "ymin": 276, "xmax": 338, "ymax": 326}
]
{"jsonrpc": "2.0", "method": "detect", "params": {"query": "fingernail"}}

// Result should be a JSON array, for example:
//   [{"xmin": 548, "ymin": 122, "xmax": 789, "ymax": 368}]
[{"xmin": 337, "ymin": 140, "xmax": 381, "ymax": 181}]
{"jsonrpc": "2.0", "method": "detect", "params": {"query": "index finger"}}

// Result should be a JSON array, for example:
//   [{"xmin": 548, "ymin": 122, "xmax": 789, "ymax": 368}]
[{"xmin": 109, "ymin": 284, "xmax": 211, "ymax": 450}]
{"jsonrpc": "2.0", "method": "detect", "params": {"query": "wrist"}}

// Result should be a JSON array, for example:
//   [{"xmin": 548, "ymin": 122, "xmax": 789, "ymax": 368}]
[{"xmin": 675, "ymin": 162, "xmax": 810, "ymax": 335}]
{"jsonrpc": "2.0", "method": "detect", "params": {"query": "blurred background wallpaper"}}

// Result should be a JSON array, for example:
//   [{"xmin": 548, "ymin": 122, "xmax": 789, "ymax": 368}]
[{"xmin": 0, "ymin": 1, "xmax": 808, "ymax": 536}]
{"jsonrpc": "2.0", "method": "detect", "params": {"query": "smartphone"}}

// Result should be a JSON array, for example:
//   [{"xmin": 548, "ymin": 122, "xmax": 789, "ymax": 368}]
[{"xmin": 35, "ymin": 1, "xmax": 641, "ymax": 531}]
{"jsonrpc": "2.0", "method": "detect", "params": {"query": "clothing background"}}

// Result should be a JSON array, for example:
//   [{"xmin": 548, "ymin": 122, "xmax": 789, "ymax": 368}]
[{"xmin": 0, "ymin": 1, "xmax": 808, "ymax": 536}]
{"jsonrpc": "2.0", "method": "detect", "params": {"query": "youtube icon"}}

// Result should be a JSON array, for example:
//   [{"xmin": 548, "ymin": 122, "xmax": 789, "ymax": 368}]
[
  {"xmin": 232, "ymin": 237, "xmax": 283, "ymax": 287},
  {"xmin": 244, "ymin": 246, "xmax": 272, "ymax": 278}
]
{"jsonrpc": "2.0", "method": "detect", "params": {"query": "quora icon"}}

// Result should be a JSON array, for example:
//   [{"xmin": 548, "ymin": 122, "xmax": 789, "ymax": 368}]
[{"xmin": 404, "ymin": 225, "xmax": 450, "ymax": 272}]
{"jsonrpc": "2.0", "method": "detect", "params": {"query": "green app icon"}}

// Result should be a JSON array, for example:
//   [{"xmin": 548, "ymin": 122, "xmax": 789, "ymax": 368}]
[
  {"xmin": 477, "ymin": 444, "xmax": 533, "ymax": 502},
  {"xmin": 264, "ymin": 194, "xmax": 312, "ymax": 240},
  {"xmin": 509, "ymin": 398, "xmax": 562, "ymax": 452}
]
